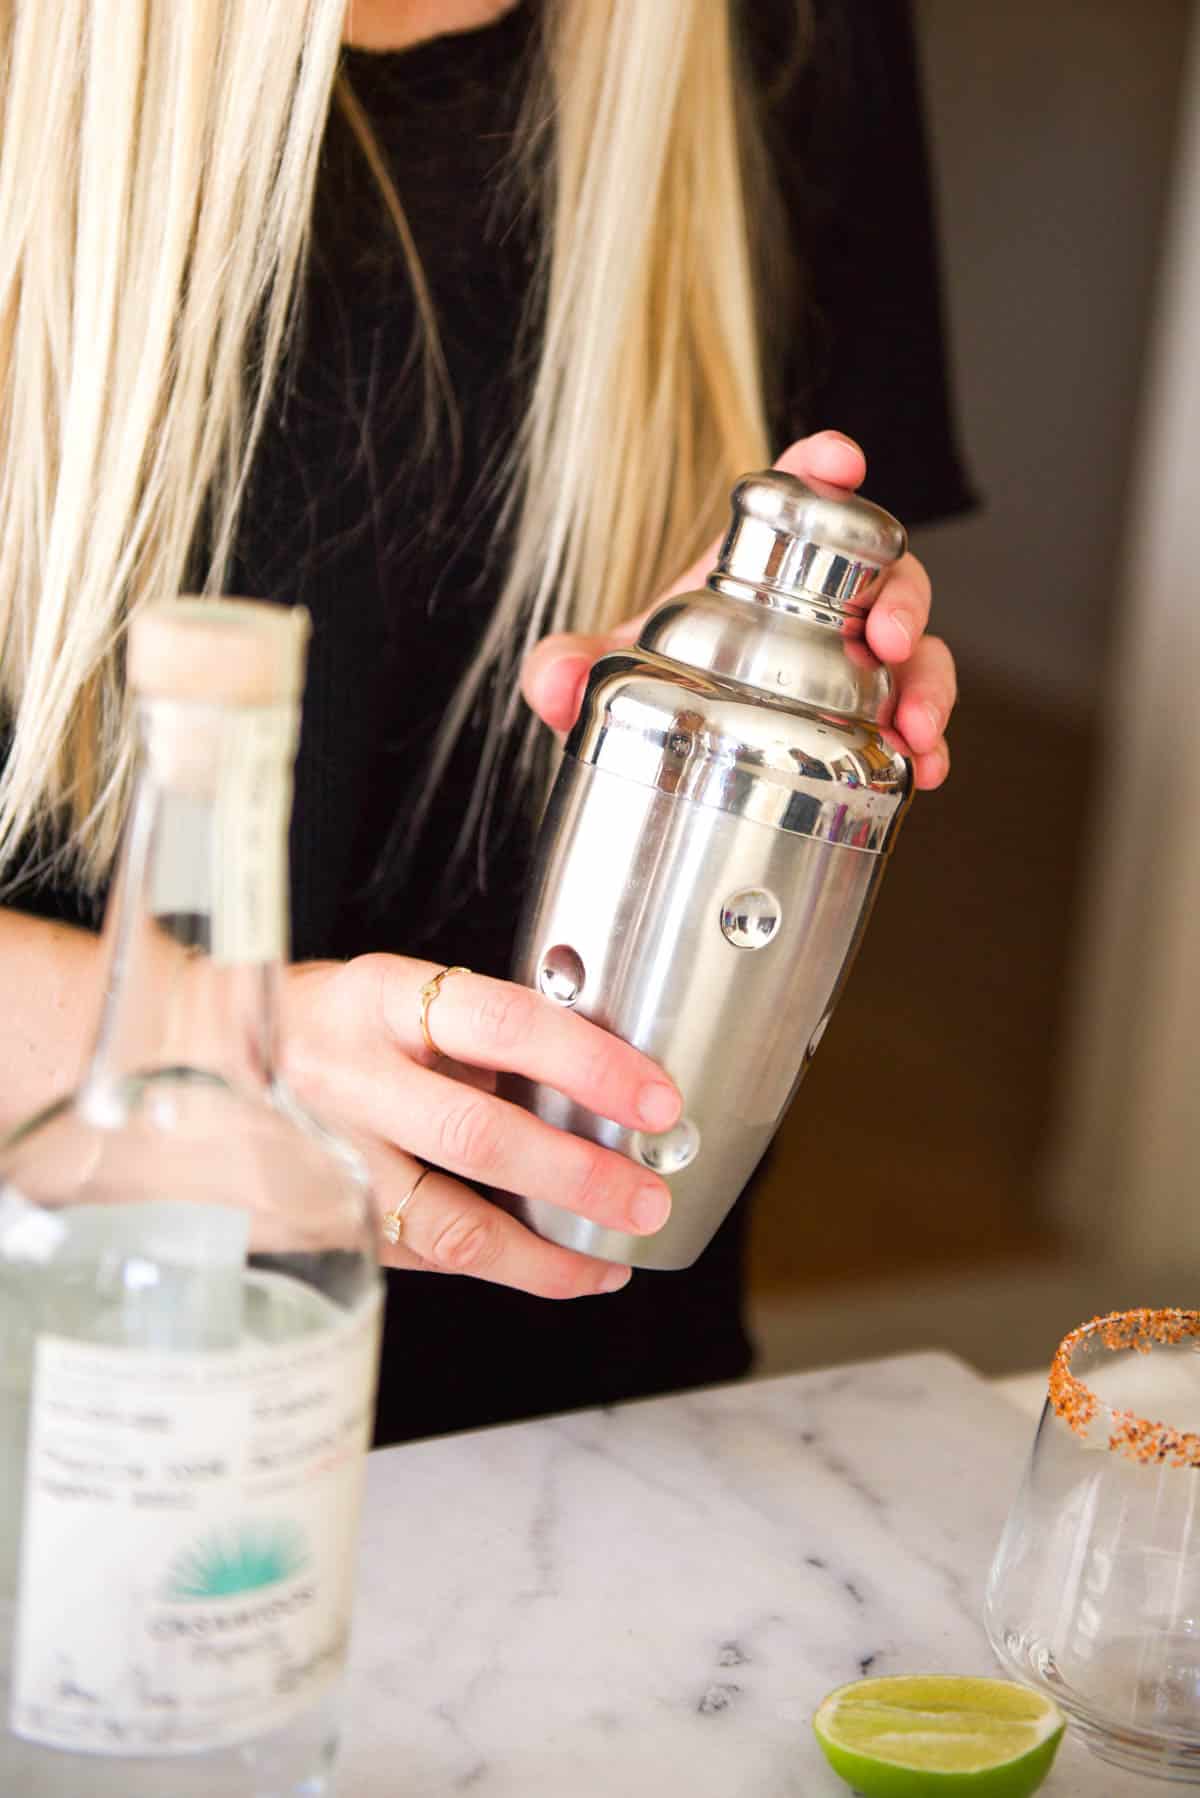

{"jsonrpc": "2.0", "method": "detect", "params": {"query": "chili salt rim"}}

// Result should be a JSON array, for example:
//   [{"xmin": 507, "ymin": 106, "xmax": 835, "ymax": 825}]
[{"xmin": 1049, "ymin": 1308, "xmax": 1200, "ymax": 1469}]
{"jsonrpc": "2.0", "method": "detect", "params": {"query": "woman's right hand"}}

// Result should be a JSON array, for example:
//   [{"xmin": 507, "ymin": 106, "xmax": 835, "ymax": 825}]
[{"xmin": 281, "ymin": 955, "xmax": 681, "ymax": 1298}]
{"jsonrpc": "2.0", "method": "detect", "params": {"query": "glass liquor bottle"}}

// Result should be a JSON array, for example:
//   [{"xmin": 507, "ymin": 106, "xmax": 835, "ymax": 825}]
[{"xmin": 0, "ymin": 599, "xmax": 383, "ymax": 1797}]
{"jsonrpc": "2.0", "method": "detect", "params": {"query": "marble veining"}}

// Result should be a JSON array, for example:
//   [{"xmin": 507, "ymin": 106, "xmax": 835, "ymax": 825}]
[{"xmin": 340, "ymin": 1351, "xmax": 1153, "ymax": 1795}]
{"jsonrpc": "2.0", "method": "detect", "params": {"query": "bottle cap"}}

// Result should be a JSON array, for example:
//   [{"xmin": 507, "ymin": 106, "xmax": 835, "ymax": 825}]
[
  {"xmin": 717, "ymin": 470, "xmax": 906, "ymax": 612},
  {"xmin": 127, "ymin": 598, "xmax": 311, "ymax": 706}
]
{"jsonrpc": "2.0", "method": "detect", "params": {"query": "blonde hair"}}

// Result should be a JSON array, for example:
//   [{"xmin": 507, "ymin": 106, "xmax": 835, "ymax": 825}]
[{"xmin": 0, "ymin": 0, "xmax": 800, "ymax": 895}]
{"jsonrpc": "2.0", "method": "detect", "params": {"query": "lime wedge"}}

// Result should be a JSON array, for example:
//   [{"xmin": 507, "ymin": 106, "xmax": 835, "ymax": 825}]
[{"xmin": 813, "ymin": 1675, "xmax": 1065, "ymax": 1797}]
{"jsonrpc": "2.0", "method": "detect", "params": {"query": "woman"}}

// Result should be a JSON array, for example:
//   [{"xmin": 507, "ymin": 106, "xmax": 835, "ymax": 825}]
[{"xmin": 0, "ymin": 0, "xmax": 968, "ymax": 1441}]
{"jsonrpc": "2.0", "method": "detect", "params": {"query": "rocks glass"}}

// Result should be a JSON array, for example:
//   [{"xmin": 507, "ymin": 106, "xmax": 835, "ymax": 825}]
[{"xmin": 986, "ymin": 1309, "xmax": 1200, "ymax": 1781}]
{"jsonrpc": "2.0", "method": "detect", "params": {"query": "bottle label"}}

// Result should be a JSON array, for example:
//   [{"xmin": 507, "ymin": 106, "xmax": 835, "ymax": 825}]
[
  {"xmin": 9, "ymin": 1280, "xmax": 381, "ymax": 1757},
  {"xmin": 212, "ymin": 706, "xmax": 296, "ymax": 966}
]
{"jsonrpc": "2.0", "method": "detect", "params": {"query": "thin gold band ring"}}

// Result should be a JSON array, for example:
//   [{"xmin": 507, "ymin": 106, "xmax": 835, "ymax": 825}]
[
  {"xmin": 418, "ymin": 964, "xmax": 471, "ymax": 1057},
  {"xmin": 381, "ymin": 1164, "xmax": 434, "ymax": 1246}
]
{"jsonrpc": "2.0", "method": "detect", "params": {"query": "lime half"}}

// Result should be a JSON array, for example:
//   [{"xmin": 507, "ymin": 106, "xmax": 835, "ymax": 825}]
[{"xmin": 813, "ymin": 1675, "xmax": 1065, "ymax": 1798}]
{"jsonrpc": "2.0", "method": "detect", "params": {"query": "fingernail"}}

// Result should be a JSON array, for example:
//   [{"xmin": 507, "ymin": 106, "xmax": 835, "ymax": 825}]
[
  {"xmin": 922, "ymin": 701, "xmax": 942, "ymax": 739},
  {"xmin": 632, "ymin": 1183, "xmax": 672, "ymax": 1233},
  {"xmin": 889, "ymin": 610, "xmax": 914, "ymax": 648},
  {"xmin": 638, "ymin": 1083, "xmax": 680, "ymax": 1130},
  {"xmin": 598, "ymin": 1264, "xmax": 632, "ymax": 1294}
]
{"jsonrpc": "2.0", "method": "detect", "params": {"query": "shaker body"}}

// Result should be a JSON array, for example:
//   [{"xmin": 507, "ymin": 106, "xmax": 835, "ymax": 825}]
[
  {"xmin": 500, "ymin": 469, "xmax": 913, "ymax": 1272},
  {"xmin": 503, "ymin": 754, "xmax": 886, "ymax": 1269}
]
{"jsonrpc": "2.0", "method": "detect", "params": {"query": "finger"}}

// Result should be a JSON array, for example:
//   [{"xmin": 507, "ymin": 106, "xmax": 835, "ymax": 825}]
[
  {"xmin": 408, "ymin": 1046, "xmax": 497, "ymax": 1094},
  {"xmin": 519, "ymin": 604, "xmax": 656, "ymax": 732},
  {"xmin": 913, "ymin": 737, "xmax": 951, "ymax": 791},
  {"xmin": 865, "ymin": 550, "xmax": 932, "ymax": 666},
  {"xmin": 890, "ymin": 634, "xmax": 957, "ymax": 755},
  {"xmin": 520, "ymin": 637, "xmax": 605, "ymax": 735},
  {"xmin": 398, "ymin": 1059, "xmax": 673, "ymax": 1236},
  {"xmin": 369, "ymin": 1144, "xmax": 631, "ymax": 1299},
  {"xmin": 773, "ymin": 428, "xmax": 867, "ymax": 492},
  {"xmin": 428, "ymin": 1062, "xmax": 496, "ymax": 1095},
  {"xmin": 317, "ymin": 1048, "xmax": 673, "ymax": 1239},
  {"xmin": 366, "ymin": 959, "xmax": 682, "ymax": 1133},
  {"xmin": 882, "ymin": 729, "xmax": 951, "ymax": 792},
  {"xmin": 282, "ymin": 963, "xmax": 496, "ymax": 1095}
]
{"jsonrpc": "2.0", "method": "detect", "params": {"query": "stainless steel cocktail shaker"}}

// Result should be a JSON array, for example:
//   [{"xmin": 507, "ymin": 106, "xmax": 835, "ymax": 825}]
[{"xmin": 503, "ymin": 470, "xmax": 913, "ymax": 1270}]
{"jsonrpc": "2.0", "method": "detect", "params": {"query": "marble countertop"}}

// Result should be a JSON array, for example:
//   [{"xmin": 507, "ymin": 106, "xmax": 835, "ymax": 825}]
[{"xmin": 340, "ymin": 1351, "xmax": 1149, "ymax": 1796}]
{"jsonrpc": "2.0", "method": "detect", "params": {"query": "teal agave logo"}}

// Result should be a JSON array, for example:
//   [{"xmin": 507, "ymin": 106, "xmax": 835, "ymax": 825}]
[{"xmin": 163, "ymin": 1520, "xmax": 310, "ymax": 1600}]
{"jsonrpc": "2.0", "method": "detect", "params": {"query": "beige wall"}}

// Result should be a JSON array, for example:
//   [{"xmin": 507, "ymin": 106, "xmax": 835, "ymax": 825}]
[
  {"xmin": 1047, "ymin": 2, "xmax": 1200, "ymax": 1272},
  {"xmin": 912, "ymin": 1, "xmax": 1200, "ymax": 1277},
  {"xmin": 912, "ymin": 0, "xmax": 1191, "ymax": 709}
]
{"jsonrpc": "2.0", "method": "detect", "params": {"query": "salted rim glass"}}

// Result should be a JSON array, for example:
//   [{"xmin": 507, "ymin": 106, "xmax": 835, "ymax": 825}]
[{"xmin": 986, "ymin": 1309, "xmax": 1200, "ymax": 1783}]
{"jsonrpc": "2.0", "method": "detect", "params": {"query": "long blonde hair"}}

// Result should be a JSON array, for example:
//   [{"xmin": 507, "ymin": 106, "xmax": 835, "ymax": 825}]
[{"xmin": 0, "ymin": 0, "xmax": 801, "ymax": 894}]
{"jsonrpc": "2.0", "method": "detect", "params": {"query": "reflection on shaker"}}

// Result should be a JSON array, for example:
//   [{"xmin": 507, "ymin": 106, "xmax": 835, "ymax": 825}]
[
  {"xmin": 537, "ymin": 943, "xmax": 586, "ymax": 1007},
  {"xmin": 720, "ymin": 888, "xmax": 782, "ymax": 949}
]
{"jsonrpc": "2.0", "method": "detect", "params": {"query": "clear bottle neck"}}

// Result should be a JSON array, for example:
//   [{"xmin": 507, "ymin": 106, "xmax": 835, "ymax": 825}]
[{"xmin": 84, "ymin": 695, "xmax": 298, "ymax": 1106}]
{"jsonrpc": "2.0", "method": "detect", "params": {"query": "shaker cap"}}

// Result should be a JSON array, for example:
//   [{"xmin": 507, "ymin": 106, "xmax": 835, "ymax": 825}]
[
  {"xmin": 718, "ymin": 470, "xmax": 906, "ymax": 611},
  {"xmin": 128, "ymin": 598, "xmax": 311, "ymax": 706}
]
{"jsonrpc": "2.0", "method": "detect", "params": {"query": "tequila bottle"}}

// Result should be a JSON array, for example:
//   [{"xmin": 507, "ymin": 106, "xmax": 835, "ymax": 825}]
[{"xmin": 0, "ymin": 599, "xmax": 382, "ymax": 1796}]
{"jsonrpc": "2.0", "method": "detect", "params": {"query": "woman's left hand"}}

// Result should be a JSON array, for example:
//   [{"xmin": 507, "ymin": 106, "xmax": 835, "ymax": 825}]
[{"xmin": 520, "ymin": 431, "xmax": 955, "ymax": 791}]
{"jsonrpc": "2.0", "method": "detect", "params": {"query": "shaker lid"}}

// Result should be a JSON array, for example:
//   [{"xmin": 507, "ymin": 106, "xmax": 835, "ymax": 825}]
[
  {"xmin": 718, "ymin": 470, "xmax": 906, "ymax": 611},
  {"xmin": 128, "ymin": 598, "xmax": 311, "ymax": 706}
]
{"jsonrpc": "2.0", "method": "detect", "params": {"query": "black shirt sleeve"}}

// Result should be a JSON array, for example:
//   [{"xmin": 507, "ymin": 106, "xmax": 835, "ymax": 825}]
[{"xmin": 748, "ymin": 0, "xmax": 978, "ymax": 527}]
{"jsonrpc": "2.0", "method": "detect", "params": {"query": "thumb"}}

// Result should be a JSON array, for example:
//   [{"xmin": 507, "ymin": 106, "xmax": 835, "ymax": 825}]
[
  {"xmin": 520, "ymin": 630, "xmax": 610, "ymax": 736},
  {"xmin": 521, "ymin": 602, "xmax": 654, "ymax": 734},
  {"xmin": 774, "ymin": 428, "xmax": 866, "ymax": 490}
]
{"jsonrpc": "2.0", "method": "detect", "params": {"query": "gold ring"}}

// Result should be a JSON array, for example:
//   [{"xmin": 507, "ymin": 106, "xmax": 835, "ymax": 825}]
[
  {"xmin": 381, "ymin": 1164, "xmax": 433, "ymax": 1245},
  {"xmin": 418, "ymin": 964, "xmax": 471, "ymax": 1057}
]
